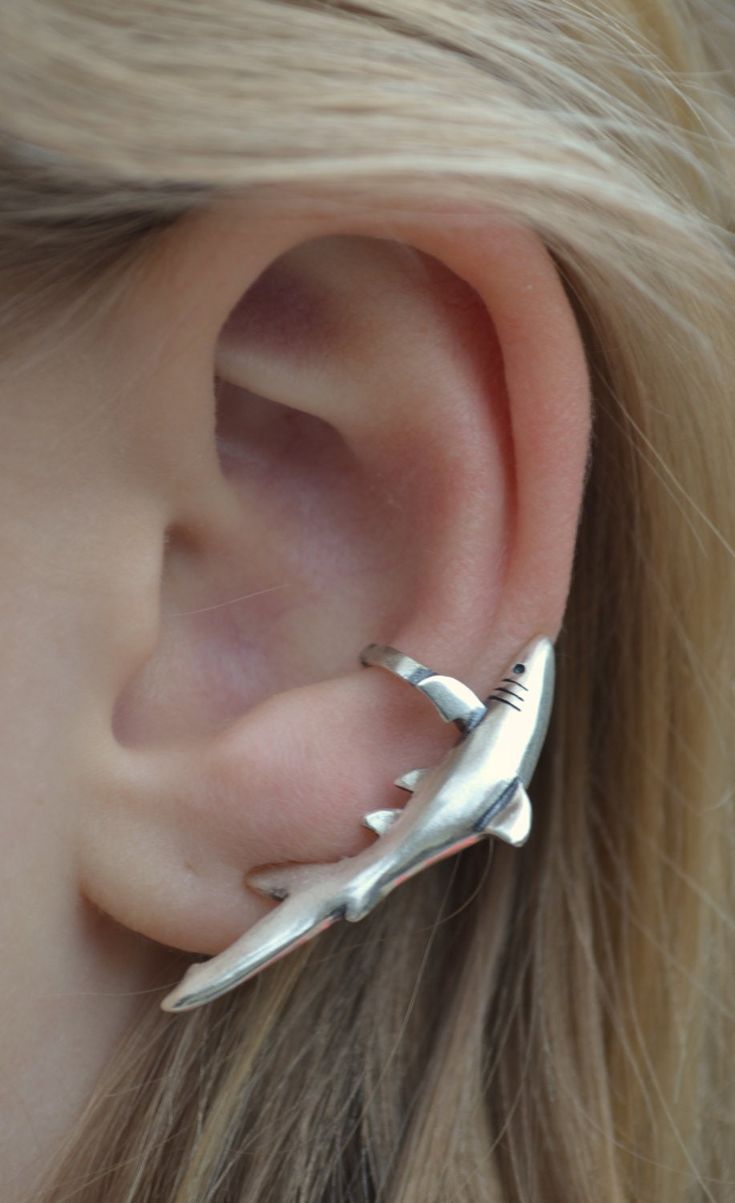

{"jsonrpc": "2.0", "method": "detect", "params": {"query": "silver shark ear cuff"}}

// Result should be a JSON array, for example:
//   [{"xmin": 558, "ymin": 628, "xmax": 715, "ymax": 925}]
[{"xmin": 161, "ymin": 634, "xmax": 555, "ymax": 1013}]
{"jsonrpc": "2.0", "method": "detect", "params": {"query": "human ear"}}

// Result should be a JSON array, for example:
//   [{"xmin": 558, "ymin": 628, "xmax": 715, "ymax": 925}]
[{"xmin": 75, "ymin": 193, "xmax": 591, "ymax": 960}]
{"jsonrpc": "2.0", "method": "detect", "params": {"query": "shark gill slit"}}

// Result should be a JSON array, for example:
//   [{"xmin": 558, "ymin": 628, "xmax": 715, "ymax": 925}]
[{"xmin": 487, "ymin": 694, "xmax": 522, "ymax": 712}]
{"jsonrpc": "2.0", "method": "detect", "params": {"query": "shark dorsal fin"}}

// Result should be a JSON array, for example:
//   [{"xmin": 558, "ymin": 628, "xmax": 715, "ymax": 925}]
[
  {"xmin": 363, "ymin": 808, "xmax": 402, "ymax": 836},
  {"xmin": 394, "ymin": 766, "xmax": 431, "ymax": 793}
]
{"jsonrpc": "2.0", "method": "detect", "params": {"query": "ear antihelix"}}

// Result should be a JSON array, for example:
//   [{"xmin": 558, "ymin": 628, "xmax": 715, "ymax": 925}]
[{"xmin": 160, "ymin": 634, "xmax": 555, "ymax": 1013}]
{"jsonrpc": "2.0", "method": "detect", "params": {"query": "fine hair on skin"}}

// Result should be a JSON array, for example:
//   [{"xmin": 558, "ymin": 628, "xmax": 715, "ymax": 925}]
[{"xmin": 1, "ymin": 1, "xmax": 734, "ymax": 1201}]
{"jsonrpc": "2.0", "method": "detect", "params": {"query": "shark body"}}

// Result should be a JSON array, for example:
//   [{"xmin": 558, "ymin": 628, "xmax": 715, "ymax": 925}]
[{"xmin": 161, "ymin": 635, "xmax": 555, "ymax": 1012}]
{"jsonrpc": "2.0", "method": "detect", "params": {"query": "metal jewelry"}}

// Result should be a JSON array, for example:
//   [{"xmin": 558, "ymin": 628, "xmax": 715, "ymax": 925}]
[{"xmin": 161, "ymin": 634, "xmax": 555, "ymax": 1012}]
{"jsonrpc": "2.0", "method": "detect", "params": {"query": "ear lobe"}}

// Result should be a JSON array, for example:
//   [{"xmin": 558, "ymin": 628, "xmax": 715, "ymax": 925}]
[{"xmin": 77, "ymin": 206, "xmax": 590, "ymax": 962}]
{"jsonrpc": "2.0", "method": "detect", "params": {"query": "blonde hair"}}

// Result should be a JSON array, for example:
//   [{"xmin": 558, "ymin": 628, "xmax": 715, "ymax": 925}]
[{"xmin": 1, "ymin": 1, "xmax": 733, "ymax": 1200}]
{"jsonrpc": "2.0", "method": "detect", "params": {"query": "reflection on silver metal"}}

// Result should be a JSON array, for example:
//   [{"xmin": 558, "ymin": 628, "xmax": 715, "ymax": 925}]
[{"xmin": 160, "ymin": 635, "xmax": 555, "ymax": 1013}]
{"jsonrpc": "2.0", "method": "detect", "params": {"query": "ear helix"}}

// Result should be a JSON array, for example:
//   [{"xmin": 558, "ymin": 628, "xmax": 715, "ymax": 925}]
[{"xmin": 160, "ymin": 635, "xmax": 555, "ymax": 1013}]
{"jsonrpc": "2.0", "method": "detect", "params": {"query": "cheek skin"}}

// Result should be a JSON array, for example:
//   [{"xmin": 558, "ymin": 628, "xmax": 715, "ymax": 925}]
[{"xmin": 0, "ymin": 440, "xmax": 170, "ymax": 1193}]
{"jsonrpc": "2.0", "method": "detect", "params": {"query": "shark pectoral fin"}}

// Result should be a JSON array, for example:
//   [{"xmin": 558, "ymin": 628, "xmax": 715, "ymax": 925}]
[
  {"xmin": 247, "ymin": 862, "xmax": 329, "ymax": 901},
  {"xmin": 416, "ymin": 674, "xmax": 486, "ymax": 733},
  {"xmin": 363, "ymin": 807, "xmax": 402, "ymax": 835},
  {"xmin": 393, "ymin": 767, "xmax": 430, "ymax": 793},
  {"xmin": 482, "ymin": 780, "xmax": 533, "ymax": 847}
]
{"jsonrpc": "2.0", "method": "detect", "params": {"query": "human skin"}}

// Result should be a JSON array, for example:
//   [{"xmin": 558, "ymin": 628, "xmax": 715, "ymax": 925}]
[{"xmin": 0, "ymin": 191, "xmax": 590, "ymax": 1198}]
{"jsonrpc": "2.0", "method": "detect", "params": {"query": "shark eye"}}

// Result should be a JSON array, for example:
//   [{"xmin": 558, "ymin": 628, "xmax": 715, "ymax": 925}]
[{"xmin": 512, "ymin": 663, "xmax": 526, "ymax": 674}]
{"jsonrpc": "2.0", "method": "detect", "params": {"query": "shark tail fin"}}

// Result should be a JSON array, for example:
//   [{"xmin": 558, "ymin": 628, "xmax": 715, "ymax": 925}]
[
  {"xmin": 160, "ymin": 888, "xmax": 342, "ymax": 1012},
  {"xmin": 481, "ymin": 779, "xmax": 532, "ymax": 847}
]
